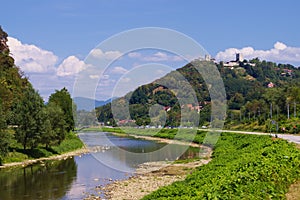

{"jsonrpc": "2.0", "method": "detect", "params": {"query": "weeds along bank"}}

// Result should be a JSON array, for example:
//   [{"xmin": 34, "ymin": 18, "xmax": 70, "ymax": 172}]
[{"xmin": 141, "ymin": 132, "xmax": 300, "ymax": 199}]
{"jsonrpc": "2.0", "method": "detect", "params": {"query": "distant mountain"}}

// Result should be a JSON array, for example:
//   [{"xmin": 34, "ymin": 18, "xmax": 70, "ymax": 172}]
[{"xmin": 73, "ymin": 97, "xmax": 113, "ymax": 111}]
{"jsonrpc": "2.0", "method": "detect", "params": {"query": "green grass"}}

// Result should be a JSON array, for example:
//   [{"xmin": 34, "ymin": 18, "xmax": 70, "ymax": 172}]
[
  {"xmin": 2, "ymin": 132, "xmax": 84, "ymax": 164},
  {"xmin": 52, "ymin": 132, "xmax": 84, "ymax": 154},
  {"xmin": 3, "ymin": 151, "xmax": 29, "ymax": 163},
  {"xmin": 78, "ymin": 127, "xmax": 104, "ymax": 132},
  {"xmin": 142, "ymin": 133, "xmax": 300, "ymax": 199}
]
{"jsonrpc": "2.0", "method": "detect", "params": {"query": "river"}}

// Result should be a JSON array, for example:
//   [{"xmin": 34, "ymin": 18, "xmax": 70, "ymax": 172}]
[{"xmin": 0, "ymin": 132, "xmax": 201, "ymax": 200}]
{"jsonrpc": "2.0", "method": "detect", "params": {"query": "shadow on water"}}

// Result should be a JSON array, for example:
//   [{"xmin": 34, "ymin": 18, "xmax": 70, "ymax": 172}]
[{"xmin": 0, "ymin": 158, "xmax": 77, "ymax": 200}]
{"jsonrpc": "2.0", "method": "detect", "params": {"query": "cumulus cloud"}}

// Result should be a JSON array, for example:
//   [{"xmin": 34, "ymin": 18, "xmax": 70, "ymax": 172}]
[
  {"xmin": 274, "ymin": 42, "xmax": 287, "ymax": 50},
  {"xmin": 216, "ymin": 42, "xmax": 300, "ymax": 65},
  {"xmin": 57, "ymin": 56, "xmax": 86, "ymax": 76},
  {"xmin": 89, "ymin": 49, "xmax": 122, "ymax": 60},
  {"xmin": 7, "ymin": 37, "xmax": 58, "ymax": 73}
]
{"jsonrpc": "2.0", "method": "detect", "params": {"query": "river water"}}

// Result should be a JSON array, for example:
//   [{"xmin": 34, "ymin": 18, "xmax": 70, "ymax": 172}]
[{"xmin": 0, "ymin": 132, "xmax": 200, "ymax": 200}]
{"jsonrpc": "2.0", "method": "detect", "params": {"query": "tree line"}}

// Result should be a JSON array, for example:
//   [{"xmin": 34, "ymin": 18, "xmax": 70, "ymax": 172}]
[{"xmin": 0, "ymin": 27, "xmax": 74, "ymax": 163}]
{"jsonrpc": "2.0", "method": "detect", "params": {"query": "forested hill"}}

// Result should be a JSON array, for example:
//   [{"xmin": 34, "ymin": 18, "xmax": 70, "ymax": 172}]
[
  {"xmin": 0, "ymin": 27, "xmax": 76, "ymax": 164},
  {"xmin": 96, "ymin": 57, "xmax": 300, "ymax": 133}
]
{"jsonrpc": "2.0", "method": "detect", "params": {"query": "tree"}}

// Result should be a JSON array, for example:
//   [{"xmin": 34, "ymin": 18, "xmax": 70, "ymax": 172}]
[
  {"xmin": 48, "ymin": 88, "xmax": 75, "ymax": 132},
  {"xmin": 0, "ymin": 99, "xmax": 11, "ymax": 164},
  {"xmin": 40, "ymin": 103, "xmax": 67, "ymax": 148},
  {"xmin": 228, "ymin": 93, "xmax": 244, "ymax": 109},
  {"xmin": 14, "ymin": 85, "xmax": 45, "ymax": 150}
]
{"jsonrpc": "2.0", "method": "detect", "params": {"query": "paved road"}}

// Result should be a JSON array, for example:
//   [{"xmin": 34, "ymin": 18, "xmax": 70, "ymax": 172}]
[{"xmin": 198, "ymin": 129, "xmax": 300, "ymax": 144}]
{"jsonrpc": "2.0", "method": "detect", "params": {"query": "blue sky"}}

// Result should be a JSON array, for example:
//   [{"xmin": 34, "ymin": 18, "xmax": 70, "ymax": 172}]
[{"xmin": 1, "ymin": 0, "xmax": 300, "ymax": 100}]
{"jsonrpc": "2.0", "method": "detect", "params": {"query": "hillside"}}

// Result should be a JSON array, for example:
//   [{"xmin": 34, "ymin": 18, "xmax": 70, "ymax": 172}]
[{"xmin": 96, "ymin": 58, "xmax": 300, "ymax": 133}]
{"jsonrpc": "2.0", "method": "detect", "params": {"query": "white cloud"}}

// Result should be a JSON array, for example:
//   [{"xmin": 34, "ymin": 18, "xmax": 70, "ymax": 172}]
[
  {"xmin": 128, "ymin": 52, "xmax": 141, "ymax": 58},
  {"xmin": 120, "ymin": 77, "xmax": 131, "ymax": 83},
  {"xmin": 172, "ymin": 55, "xmax": 184, "ymax": 61},
  {"xmin": 274, "ymin": 42, "xmax": 287, "ymax": 50},
  {"xmin": 89, "ymin": 75, "xmax": 100, "ymax": 79},
  {"xmin": 111, "ymin": 66, "xmax": 128, "ymax": 74},
  {"xmin": 143, "ymin": 52, "xmax": 168, "ymax": 61},
  {"xmin": 89, "ymin": 49, "xmax": 122, "ymax": 60},
  {"xmin": 143, "ymin": 51, "xmax": 184, "ymax": 62},
  {"xmin": 57, "ymin": 56, "xmax": 86, "ymax": 76},
  {"xmin": 98, "ymin": 78, "xmax": 115, "ymax": 86},
  {"xmin": 216, "ymin": 42, "xmax": 300, "ymax": 65},
  {"xmin": 7, "ymin": 37, "xmax": 58, "ymax": 73}
]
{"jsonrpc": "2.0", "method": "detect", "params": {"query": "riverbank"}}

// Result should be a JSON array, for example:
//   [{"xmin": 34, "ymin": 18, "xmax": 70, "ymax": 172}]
[
  {"xmin": 124, "ymin": 133, "xmax": 202, "ymax": 147},
  {"xmin": 103, "ymin": 158, "xmax": 212, "ymax": 200},
  {"xmin": 0, "ymin": 132, "xmax": 88, "ymax": 169},
  {"xmin": 84, "ymin": 132, "xmax": 213, "ymax": 200},
  {"xmin": 0, "ymin": 146, "xmax": 89, "ymax": 169}
]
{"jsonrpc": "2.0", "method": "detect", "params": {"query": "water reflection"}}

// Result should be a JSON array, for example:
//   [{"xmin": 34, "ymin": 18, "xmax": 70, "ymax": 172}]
[
  {"xmin": 0, "ymin": 158, "xmax": 77, "ymax": 200},
  {"xmin": 79, "ymin": 132, "xmax": 200, "ymax": 173}
]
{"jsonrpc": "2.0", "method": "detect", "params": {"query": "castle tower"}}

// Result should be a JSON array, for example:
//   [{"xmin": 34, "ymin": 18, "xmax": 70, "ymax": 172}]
[
  {"xmin": 205, "ymin": 54, "xmax": 211, "ymax": 61},
  {"xmin": 236, "ymin": 53, "xmax": 243, "ymax": 62}
]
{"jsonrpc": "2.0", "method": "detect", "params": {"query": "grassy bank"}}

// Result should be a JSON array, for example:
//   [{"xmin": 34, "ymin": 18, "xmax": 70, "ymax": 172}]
[
  {"xmin": 2, "ymin": 132, "xmax": 84, "ymax": 164},
  {"xmin": 142, "ymin": 133, "xmax": 300, "ymax": 199}
]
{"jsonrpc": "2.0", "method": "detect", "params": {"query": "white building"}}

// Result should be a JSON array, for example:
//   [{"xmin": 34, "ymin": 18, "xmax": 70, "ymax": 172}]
[{"xmin": 205, "ymin": 54, "xmax": 211, "ymax": 61}]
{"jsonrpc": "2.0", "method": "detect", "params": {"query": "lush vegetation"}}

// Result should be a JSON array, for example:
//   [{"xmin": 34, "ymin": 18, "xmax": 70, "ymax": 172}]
[
  {"xmin": 96, "ymin": 58, "xmax": 300, "ymax": 133},
  {"xmin": 142, "ymin": 132, "xmax": 300, "ymax": 199},
  {"xmin": 0, "ymin": 27, "xmax": 78, "ymax": 165},
  {"xmin": 2, "ymin": 132, "xmax": 83, "ymax": 163}
]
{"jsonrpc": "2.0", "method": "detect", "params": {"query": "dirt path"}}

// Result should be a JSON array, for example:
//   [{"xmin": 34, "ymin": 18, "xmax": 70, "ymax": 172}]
[{"xmin": 198, "ymin": 128, "xmax": 300, "ymax": 144}]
